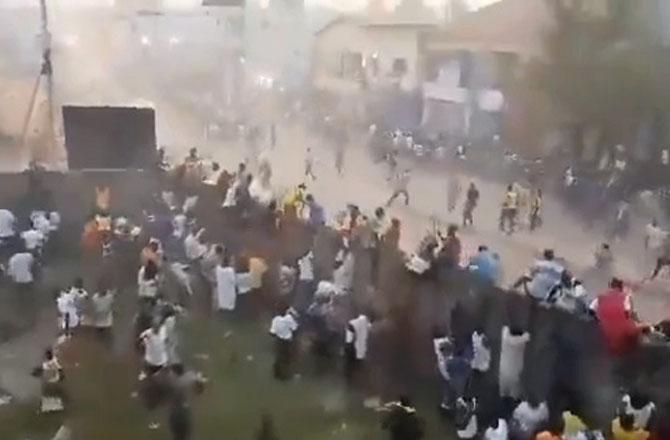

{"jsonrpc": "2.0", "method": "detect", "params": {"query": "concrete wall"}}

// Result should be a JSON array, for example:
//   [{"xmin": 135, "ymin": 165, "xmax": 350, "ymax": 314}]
[{"xmin": 312, "ymin": 20, "xmax": 424, "ymax": 93}]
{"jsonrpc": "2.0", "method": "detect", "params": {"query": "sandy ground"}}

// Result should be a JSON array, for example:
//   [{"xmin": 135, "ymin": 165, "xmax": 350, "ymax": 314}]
[{"xmin": 181, "ymin": 122, "xmax": 670, "ymax": 323}]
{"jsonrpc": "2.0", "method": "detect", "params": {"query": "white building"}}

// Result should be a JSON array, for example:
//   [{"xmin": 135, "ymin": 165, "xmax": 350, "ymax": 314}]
[
  {"xmin": 311, "ymin": 10, "xmax": 439, "ymax": 125},
  {"xmin": 243, "ymin": 0, "xmax": 336, "ymax": 90}
]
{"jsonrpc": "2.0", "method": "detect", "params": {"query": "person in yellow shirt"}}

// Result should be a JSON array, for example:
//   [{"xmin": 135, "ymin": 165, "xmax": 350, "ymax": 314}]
[
  {"xmin": 563, "ymin": 410, "xmax": 587, "ymax": 438},
  {"xmin": 612, "ymin": 413, "xmax": 650, "ymax": 440},
  {"xmin": 283, "ymin": 183, "xmax": 306, "ymax": 220}
]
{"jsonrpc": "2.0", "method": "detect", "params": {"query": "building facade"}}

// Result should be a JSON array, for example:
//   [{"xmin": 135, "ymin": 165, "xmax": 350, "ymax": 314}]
[{"xmin": 312, "ymin": 13, "xmax": 438, "ymax": 126}]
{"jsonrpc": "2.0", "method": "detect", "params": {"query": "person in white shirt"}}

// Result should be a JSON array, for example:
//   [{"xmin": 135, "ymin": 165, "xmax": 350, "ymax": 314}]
[
  {"xmin": 172, "ymin": 212, "xmax": 188, "ymax": 240},
  {"xmin": 512, "ymin": 398, "xmax": 549, "ymax": 438},
  {"xmin": 485, "ymin": 418, "xmax": 509, "ymax": 440},
  {"xmin": 344, "ymin": 313, "xmax": 372, "ymax": 382},
  {"xmin": 298, "ymin": 250, "xmax": 314, "ymax": 281},
  {"xmin": 8, "ymin": 251, "xmax": 35, "ymax": 286},
  {"xmin": 269, "ymin": 308, "xmax": 299, "ymax": 381},
  {"xmin": 57, "ymin": 288, "xmax": 76, "ymax": 336},
  {"xmin": 333, "ymin": 250, "xmax": 355, "ymax": 294},
  {"xmin": 471, "ymin": 330, "xmax": 491, "ymax": 373},
  {"xmin": 645, "ymin": 219, "xmax": 667, "ymax": 259},
  {"xmin": 499, "ymin": 326, "xmax": 530, "ymax": 399},
  {"xmin": 386, "ymin": 169, "xmax": 411, "ymax": 207},
  {"xmin": 56, "ymin": 279, "xmax": 88, "ymax": 334},
  {"xmin": 455, "ymin": 397, "xmax": 478, "ymax": 440},
  {"xmin": 644, "ymin": 219, "xmax": 670, "ymax": 278},
  {"xmin": 295, "ymin": 250, "xmax": 315, "ymax": 310},
  {"xmin": 21, "ymin": 228, "xmax": 45, "ymax": 252},
  {"xmin": 470, "ymin": 329, "xmax": 491, "ymax": 397},
  {"xmin": 304, "ymin": 147, "xmax": 316, "ymax": 181},
  {"xmin": 48, "ymin": 211, "xmax": 61, "ymax": 232},
  {"xmin": 92, "ymin": 289, "xmax": 114, "ymax": 345},
  {"xmin": 140, "ymin": 322, "xmax": 168, "ymax": 376},
  {"xmin": 30, "ymin": 211, "xmax": 52, "ymax": 237},
  {"xmin": 0, "ymin": 208, "xmax": 16, "ymax": 240},
  {"xmin": 184, "ymin": 228, "xmax": 207, "ymax": 262},
  {"xmin": 215, "ymin": 256, "xmax": 237, "ymax": 311},
  {"xmin": 137, "ymin": 260, "xmax": 160, "ymax": 300},
  {"xmin": 162, "ymin": 308, "xmax": 180, "ymax": 366},
  {"xmin": 621, "ymin": 393, "xmax": 656, "ymax": 430}
]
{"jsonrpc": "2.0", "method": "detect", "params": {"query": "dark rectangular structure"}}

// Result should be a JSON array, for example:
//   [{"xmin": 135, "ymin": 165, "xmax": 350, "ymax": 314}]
[{"xmin": 62, "ymin": 105, "xmax": 157, "ymax": 170}]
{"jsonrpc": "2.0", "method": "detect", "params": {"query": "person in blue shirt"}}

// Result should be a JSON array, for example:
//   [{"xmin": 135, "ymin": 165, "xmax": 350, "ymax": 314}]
[
  {"xmin": 305, "ymin": 194, "xmax": 325, "ymax": 228},
  {"xmin": 468, "ymin": 245, "xmax": 501, "ymax": 285}
]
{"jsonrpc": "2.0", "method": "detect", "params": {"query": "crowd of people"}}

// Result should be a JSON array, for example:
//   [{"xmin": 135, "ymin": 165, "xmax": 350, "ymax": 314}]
[{"xmin": 0, "ymin": 136, "xmax": 669, "ymax": 440}]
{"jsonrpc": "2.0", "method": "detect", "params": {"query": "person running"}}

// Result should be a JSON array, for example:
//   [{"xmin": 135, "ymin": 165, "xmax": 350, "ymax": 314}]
[
  {"xmin": 35, "ymin": 348, "xmax": 65, "ymax": 413},
  {"xmin": 645, "ymin": 220, "xmax": 669, "ymax": 280},
  {"xmin": 386, "ymin": 150, "xmax": 399, "ymax": 182},
  {"xmin": 649, "ymin": 236, "xmax": 670, "ymax": 280},
  {"xmin": 499, "ymin": 184, "xmax": 518, "ymax": 234},
  {"xmin": 590, "ymin": 278, "xmax": 649, "ymax": 355},
  {"xmin": 447, "ymin": 175, "xmax": 462, "ymax": 214},
  {"xmin": 462, "ymin": 183, "xmax": 480, "ymax": 227},
  {"xmin": 529, "ymin": 188, "xmax": 543, "ymax": 232},
  {"xmin": 334, "ymin": 134, "xmax": 347, "ymax": 176},
  {"xmin": 344, "ymin": 313, "xmax": 372, "ymax": 384},
  {"xmin": 92, "ymin": 288, "xmax": 115, "ymax": 346},
  {"xmin": 386, "ymin": 169, "xmax": 411, "ymax": 207},
  {"xmin": 269, "ymin": 307, "xmax": 299, "ymax": 381},
  {"xmin": 304, "ymin": 147, "xmax": 317, "ymax": 181}
]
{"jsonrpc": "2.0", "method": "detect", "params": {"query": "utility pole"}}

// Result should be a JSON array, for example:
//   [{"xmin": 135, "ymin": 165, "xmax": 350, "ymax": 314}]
[
  {"xmin": 40, "ymin": 0, "xmax": 56, "ymax": 161},
  {"xmin": 20, "ymin": 0, "xmax": 55, "ymax": 167}
]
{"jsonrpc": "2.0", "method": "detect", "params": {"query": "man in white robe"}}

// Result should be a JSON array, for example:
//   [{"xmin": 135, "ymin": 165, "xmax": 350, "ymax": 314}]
[
  {"xmin": 499, "ymin": 326, "xmax": 530, "ymax": 399},
  {"xmin": 215, "ymin": 258, "xmax": 237, "ymax": 311},
  {"xmin": 344, "ymin": 313, "xmax": 372, "ymax": 383},
  {"xmin": 184, "ymin": 228, "xmax": 207, "ymax": 262}
]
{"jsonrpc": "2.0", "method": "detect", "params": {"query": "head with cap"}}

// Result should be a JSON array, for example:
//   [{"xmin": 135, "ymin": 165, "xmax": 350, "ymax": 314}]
[{"xmin": 543, "ymin": 249, "xmax": 555, "ymax": 261}]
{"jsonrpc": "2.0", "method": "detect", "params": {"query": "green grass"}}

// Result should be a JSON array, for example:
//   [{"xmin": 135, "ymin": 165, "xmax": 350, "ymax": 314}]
[{"xmin": 0, "ymin": 311, "xmax": 449, "ymax": 440}]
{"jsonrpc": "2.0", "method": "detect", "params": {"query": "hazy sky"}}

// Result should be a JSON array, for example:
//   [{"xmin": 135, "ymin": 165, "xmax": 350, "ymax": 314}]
[
  {"xmin": 305, "ymin": 0, "xmax": 501, "ymax": 12},
  {"xmin": 0, "ymin": 0, "xmax": 500, "ymax": 11}
]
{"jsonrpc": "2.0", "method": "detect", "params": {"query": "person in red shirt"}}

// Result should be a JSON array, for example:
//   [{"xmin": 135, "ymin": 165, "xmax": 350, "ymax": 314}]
[{"xmin": 590, "ymin": 278, "xmax": 649, "ymax": 355}]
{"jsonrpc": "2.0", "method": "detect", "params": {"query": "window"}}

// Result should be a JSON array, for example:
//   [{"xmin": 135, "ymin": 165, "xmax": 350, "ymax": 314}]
[{"xmin": 340, "ymin": 51, "xmax": 364, "ymax": 80}]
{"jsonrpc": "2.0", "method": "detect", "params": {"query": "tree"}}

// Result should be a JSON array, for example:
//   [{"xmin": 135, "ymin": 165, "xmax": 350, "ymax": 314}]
[{"xmin": 528, "ymin": 0, "xmax": 670, "ymax": 165}]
